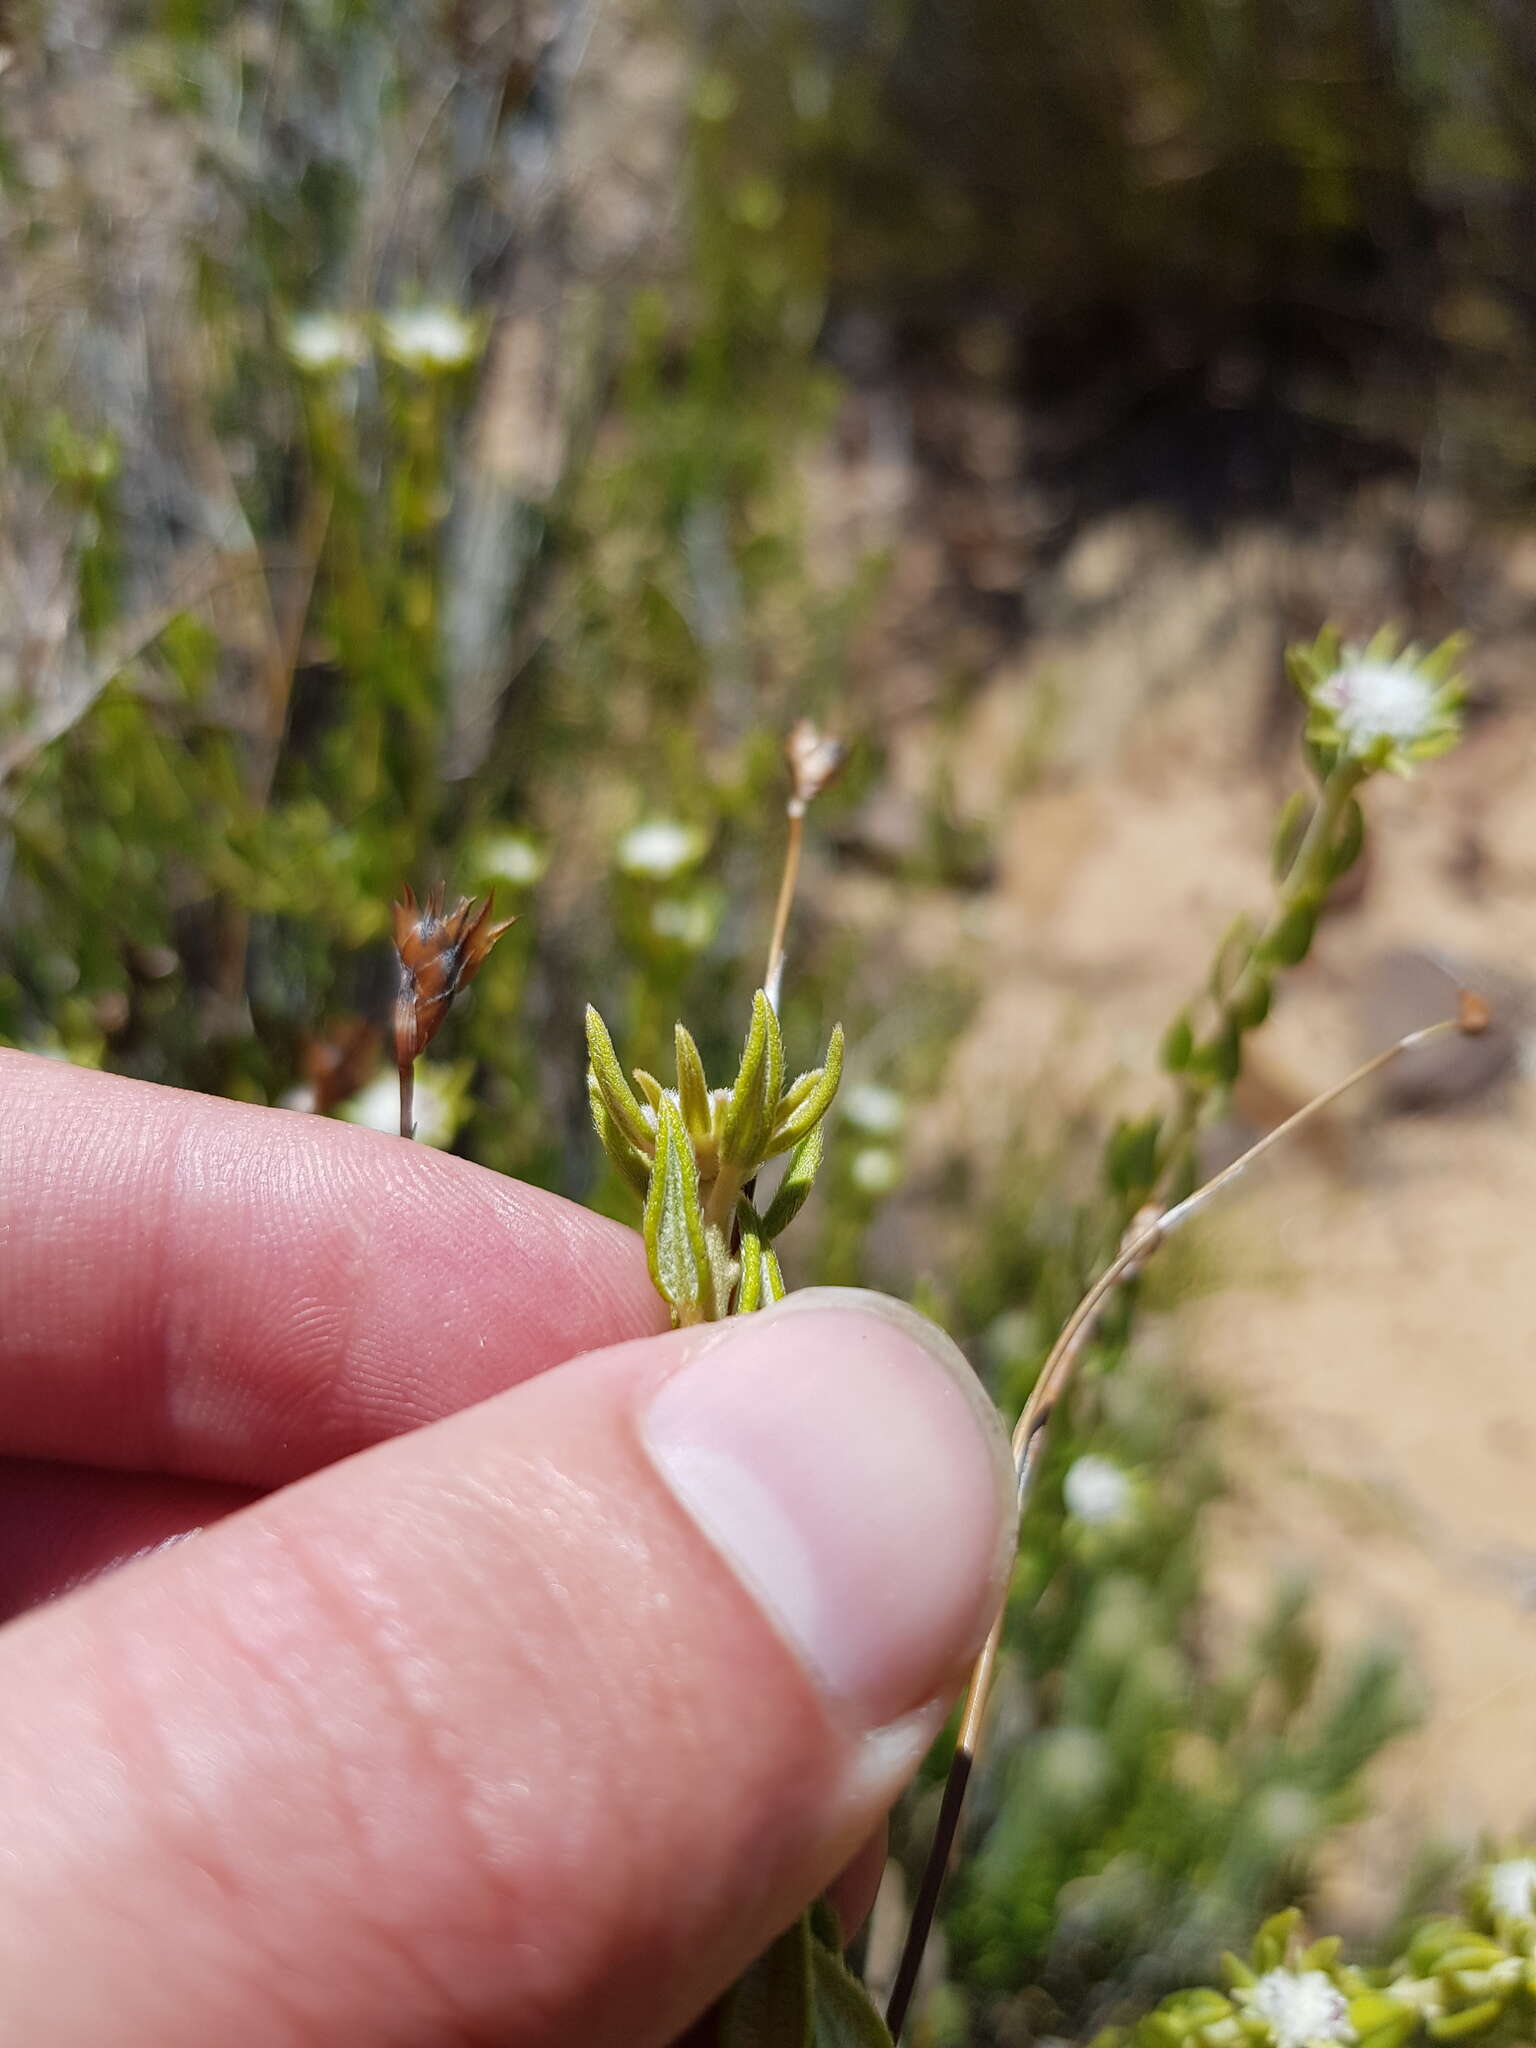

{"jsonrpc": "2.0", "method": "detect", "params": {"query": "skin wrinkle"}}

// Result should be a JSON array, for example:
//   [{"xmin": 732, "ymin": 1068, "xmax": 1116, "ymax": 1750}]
[
  {"xmin": 240, "ymin": 1514, "xmax": 529, "ymax": 2045},
  {"xmin": 19, "ymin": 1603, "xmax": 322, "ymax": 2048},
  {"xmin": 95, "ymin": 1519, "xmax": 507, "ymax": 2045}
]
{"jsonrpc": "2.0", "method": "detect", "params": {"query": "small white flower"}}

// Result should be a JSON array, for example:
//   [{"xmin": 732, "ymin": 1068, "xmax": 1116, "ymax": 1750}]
[
  {"xmin": 379, "ymin": 306, "xmax": 482, "ymax": 373},
  {"xmin": 284, "ymin": 312, "xmax": 366, "ymax": 374},
  {"xmin": 841, "ymin": 1081, "xmax": 905, "ymax": 1138},
  {"xmin": 648, "ymin": 894, "xmax": 715, "ymax": 951},
  {"xmin": 849, "ymin": 1145, "xmax": 900, "ymax": 1196},
  {"xmin": 1244, "ymin": 1969, "xmax": 1354, "ymax": 2048},
  {"xmin": 1488, "ymin": 1858, "xmax": 1536, "ymax": 1921},
  {"xmin": 616, "ymin": 818, "xmax": 707, "ymax": 881},
  {"xmin": 476, "ymin": 830, "xmax": 547, "ymax": 890},
  {"xmin": 1316, "ymin": 658, "xmax": 1440, "ymax": 756},
  {"xmin": 1063, "ymin": 1454, "xmax": 1134, "ymax": 1528}
]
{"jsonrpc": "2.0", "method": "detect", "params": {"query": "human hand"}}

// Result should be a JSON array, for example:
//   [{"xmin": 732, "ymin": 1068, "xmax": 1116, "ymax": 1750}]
[{"xmin": 0, "ymin": 1051, "xmax": 1014, "ymax": 2045}]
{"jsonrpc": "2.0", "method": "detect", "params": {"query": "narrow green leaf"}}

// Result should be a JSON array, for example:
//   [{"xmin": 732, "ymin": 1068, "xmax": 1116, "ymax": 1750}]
[
  {"xmin": 632, "ymin": 1068, "xmax": 665, "ymax": 1112},
  {"xmin": 588, "ymin": 1078, "xmax": 652, "ymax": 1198},
  {"xmin": 675, "ymin": 1021, "xmax": 712, "ymax": 1143},
  {"xmin": 643, "ymin": 1095, "xmax": 712, "ymax": 1322},
  {"xmin": 735, "ymin": 1201, "xmax": 765, "ymax": 1314},
  {"xmin": 721, "ymin": 990, "xmax": 785, "ymax": 1171},
  {"xmin": 1329, "ymin": 795, "xmax": 1365, "ymax": 881},
  {"xmin": 1259, "ymin": 896, "xmax": 1318, "ymax": 969},
  {"xmin": 717, "ymin": 1915, "xmax": 813, "ymax": 2048},
  {"xmin": 763, "ymin": 1246, "xmax": 787, "ymax": 1304},
  {"xmin": 763, "ymin": 1124, "xmax": 825, "ymax": 1239},
  {"xmin": 1208, "ymin": 918, "xmax": 1255, "ymax": 1004},
  {"xmin": 1270, "ymin": 790, "xmax": 1310, "ymax": 882},
  {"xmin": 586, "ymin": 1005, "xmax": 651, "ymax": 1152},
  {"xmin": 770, "ymin": 1023, "xmax": 845, "ymax": 1153},
  {"xmin": 1159, "ymin": 1010, "xmax": 1194, "ymax": 1075}
]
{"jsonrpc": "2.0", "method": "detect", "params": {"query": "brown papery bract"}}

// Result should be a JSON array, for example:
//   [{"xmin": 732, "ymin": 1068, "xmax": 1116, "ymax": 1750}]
[{"xmin": 392, "ymin": 884, "xmax": 516, "ymax": 1069}]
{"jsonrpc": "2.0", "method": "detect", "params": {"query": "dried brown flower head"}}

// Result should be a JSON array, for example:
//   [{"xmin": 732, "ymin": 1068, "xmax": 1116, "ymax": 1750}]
[
  {"xmin": 1458, "ymin": 986, "xmax": 1492, "ymax": 1036},
  {"xmin": 392, "ymin": 884, "xmax": 515, "ymax": 1069},
  {"xmin": 784, "ymin": 718, "xmax": 847, "ymax": 816}
]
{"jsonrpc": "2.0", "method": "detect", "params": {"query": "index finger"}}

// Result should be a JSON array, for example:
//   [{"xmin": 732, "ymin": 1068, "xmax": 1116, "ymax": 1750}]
[{"xmin": 0, "ymin": 1052, "xmax": 666, "ymax": 1486}]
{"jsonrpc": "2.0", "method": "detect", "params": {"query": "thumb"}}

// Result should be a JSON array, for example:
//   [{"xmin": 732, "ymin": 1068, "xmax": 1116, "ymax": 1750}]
[{"xmin": 0, "ymin": 1288, "xmax": 1014, "ymax": 2048}]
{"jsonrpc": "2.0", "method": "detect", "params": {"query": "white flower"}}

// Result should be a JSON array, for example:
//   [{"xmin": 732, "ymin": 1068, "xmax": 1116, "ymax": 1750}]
[
  {"xmin": 841, "ymin": 1081, "xmax": 905, "ymax": 1138},
  {"xmin": 648, "ymin": 894, "xmax": 716, "ymax": 951},
  {"xmin": 379, "ymin": 306, "xmax": 482, "ymax": 373},
  {"xmin": 616, "ymin": 818, "xmax": 707, "ymax": 881},
  {"xmin": 849, "ymin": 1145, "xmax": 900, "ymax": 1196},
  {"xmin": 1063, "ymin": 1454, "xmax": 1134, "ymax": 1528},
  {"xmin": 1243, "ymin": 1968, "xmax": 1354, "ymax": 2048},
  {"xmin": 284, "ymin": 312, "xmax": 366, "ymax": 374},
  {"xmin": 1488, "ymin": 1858, "xmax": 1536, "ymax": 1921},
  {"xmin": 1315, "ymin": 658, "xmax": 1440, "ymax": 757},
  {"xmin": 476, "ymin": 830, "xmax": 547, "ymax": 890}
]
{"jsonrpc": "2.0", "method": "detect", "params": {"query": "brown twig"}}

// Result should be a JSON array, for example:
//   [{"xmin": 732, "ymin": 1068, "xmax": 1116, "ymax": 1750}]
[{"xmin": 885, "ymin": 1009, "xmax": 1473, "ymax": 2040}]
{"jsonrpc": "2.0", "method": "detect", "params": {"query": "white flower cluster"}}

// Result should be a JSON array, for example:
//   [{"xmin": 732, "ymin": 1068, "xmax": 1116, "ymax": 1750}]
[
  {"xmin": 1488, "ymin": 1857, "xmax": 1536, "ymax": 1922},
  {"xmin": 616, "ymin": 818, "xmax": 707, "ymax": 881},
  {"xmin": 1243, "ymin": 1968, "xmax": 1355, "ymax": 2048},
  {"xmin": 1062, "ymin": 1453, "xmax": 1134, "ymax": 1528},
  {"xmin": 1315, "ymin": 658, "xmax": 1441, "ymax": 757}
]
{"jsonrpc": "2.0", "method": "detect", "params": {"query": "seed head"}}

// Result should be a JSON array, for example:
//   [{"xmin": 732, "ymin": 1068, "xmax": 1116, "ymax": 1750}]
[
  {"xmin": 784, "ymin": 718, "xmax": 847, "ymax": 815},
  {"xmin": 1458, "ymin": 986, "xmax": 1491, "ymax": 1036},
  {"xmin": 392, "ymin": 884, "xmax": 515, "ymax": 1068}
]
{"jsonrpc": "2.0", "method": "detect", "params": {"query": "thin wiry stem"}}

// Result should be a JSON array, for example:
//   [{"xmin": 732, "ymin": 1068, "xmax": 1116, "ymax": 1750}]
[
  {"xmin": 885, "ymin": 1012, "xmax": 1465, "ymax": 2041},
  {"xmin": 399, "ymin": 1062, "xmax": 415, "ymax": 1141},
  {"xmin": 763, "ymin": 803, "xmax": 805, "ymax": 1017}
]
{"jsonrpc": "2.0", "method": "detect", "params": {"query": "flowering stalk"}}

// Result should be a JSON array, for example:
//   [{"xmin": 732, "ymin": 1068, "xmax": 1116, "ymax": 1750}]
[
  {"xmin": 1143, "ymin": 627, "xmax": 1467, "ymax": 1203},
  {"xmin": 886, "ymin": 1001, "xmax": 1487, "ymax": 2042}
]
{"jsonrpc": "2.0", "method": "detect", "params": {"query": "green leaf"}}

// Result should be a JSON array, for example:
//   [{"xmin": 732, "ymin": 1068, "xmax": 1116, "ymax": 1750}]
[
  {"xmin": 763, "ymin": 1124, "xmax": 825, "ymax": 1239},
  {"xmin": 1208, "ymin": 916, "xmax": 1256, "ymax": 1004},
  {"xmin": 1271, "ymin": 790, "xmax": 1310, "ymax": 882},
  {"xmin": 632, "ymin": 1067, "xmax": 665, "ymax": 1112},
  {"xmin": 643, "ymin": 1095, "xmax": 712, "ymax": 1323},
  {"xmin": 586, "ymin": 1005, "xmax": 652, "ymax": 1152},
  {"xmin": 1259, "ymin": 897, "xmax": 1318, "ymax": 969},
  {"xmin": 1106, "ymin": 1112, "xmax": 1161, "ymax": 1199},
  {"xmin": 735, "ymin": 1202, "xmax": 765, "ymax": 1313},
  {"xmin": 809, "ymin": 1938, "xmax": 894, "ymax": 2046},
  {"xmin": 675, "ymin": 1021, "xmax": 713, "ymax": 1143},
  {"xmin": 588, "ymin": 1078, "xmax": 651, "ymax": 1198},
  {"xmin": 718, "ymin": 1914, "xmax": 813, "ymax": 2048},
  {"xmin": 721, "ymin": 990, "xmax": 786, "ymax": 1172},
  {"xmin": 764, "ymin": 1245, "xmax": 787, "ymax": 1303},
  {"xmin": 1159, "ymin": 1010, "xmax": 1194, "ymax": 1075},
  {"xmin": 771, "ymin": 1024, "xmax": 845, "ymax": 1153},
  {"xmin": 1232, "ymin": 971, "xmax": 1272, "ymax": 1032},
  {"xmin": 1329, "ymin": 795, "xmax": 1365, "ymax": 881}
]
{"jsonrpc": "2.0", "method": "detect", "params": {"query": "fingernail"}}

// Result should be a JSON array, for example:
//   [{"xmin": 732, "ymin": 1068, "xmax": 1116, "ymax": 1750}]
[{"xmin": 640, "ymin": 1287, "xmax": 1016, "ymax": 1731}]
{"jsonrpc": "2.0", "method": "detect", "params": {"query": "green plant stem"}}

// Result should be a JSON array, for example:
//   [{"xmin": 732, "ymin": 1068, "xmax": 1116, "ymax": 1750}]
[{"xmin": 1156, "ymin": 758, "xmax": 1362, "ymax": 1187}]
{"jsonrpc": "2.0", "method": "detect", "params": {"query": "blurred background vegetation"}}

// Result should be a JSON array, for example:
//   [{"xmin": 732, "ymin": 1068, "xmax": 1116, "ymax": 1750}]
[{"xmin": 5, "ymin": 3, "xmax": 1536, "ymax": 2042}]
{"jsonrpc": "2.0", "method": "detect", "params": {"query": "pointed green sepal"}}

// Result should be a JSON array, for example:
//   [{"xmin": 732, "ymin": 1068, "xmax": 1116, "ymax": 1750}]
[
  {"xmin": 586, "ymin": 1005, "xmax": 653, "ymax": 1153},
  {"xmin": 763, "ymin": 1123, "xmax": 825, "ymax": 1239}
]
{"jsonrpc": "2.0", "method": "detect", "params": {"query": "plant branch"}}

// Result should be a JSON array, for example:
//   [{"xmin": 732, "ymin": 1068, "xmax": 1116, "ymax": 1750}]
[{"xmin": 886, "ymin": 1008, "xmax": 1469, "ymax": 2041}]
